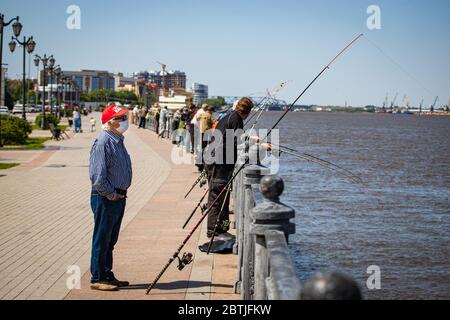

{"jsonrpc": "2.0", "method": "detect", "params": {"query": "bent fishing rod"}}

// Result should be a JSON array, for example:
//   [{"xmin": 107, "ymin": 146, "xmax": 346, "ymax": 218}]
[
  {"xmin": 145, "ymin": 34, "xmax": 364, "ymax": 294},
  {"xmin": 203, "ymin": 34, "xmax": 365, "ymax": 254}
]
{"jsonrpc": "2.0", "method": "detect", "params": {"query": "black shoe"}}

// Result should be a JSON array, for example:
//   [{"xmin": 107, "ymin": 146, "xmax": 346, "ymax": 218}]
[{"xmin": 109, "ymin": 277, "xmax": 130, "ymax": 287}]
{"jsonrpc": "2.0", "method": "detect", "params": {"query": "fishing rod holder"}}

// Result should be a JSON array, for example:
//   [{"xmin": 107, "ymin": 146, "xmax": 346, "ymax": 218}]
[{"xmin": 177, "ymin": 252, "xmax": 193, "ymax": 271}]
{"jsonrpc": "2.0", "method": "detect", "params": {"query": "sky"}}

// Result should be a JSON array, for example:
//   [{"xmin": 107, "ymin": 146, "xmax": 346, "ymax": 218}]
[{"xmin": 2, "ymin": 0, "xmax": 449, "ymax": 107}]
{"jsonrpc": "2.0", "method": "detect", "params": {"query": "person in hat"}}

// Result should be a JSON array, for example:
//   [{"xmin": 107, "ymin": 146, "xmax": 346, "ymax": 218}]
[
  {"xmin": 195, "ymin": 104, "xmax": 213, "ymax": 171},
  {"xmin": 88, "ymin": 103, "xmax": 132, "ymax": 291}
]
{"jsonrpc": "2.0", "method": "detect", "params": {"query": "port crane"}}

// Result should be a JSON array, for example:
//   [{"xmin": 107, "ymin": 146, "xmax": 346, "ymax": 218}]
[
  {"xmin": 381, "ymin": 94, "xmax": 388, "ymax": 111},
  {"xmin": 430, "ymin": 96, "xmax": 439, "ymax": 112},
  {"xmin": 389, "ymin": 92, "xmax": 398, "ymax": 112}
]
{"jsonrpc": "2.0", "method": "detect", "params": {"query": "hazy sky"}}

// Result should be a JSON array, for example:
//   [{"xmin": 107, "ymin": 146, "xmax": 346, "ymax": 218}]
[{"xmin": 2, "ymin": 0, "xmax": 449, "ymax": 106}]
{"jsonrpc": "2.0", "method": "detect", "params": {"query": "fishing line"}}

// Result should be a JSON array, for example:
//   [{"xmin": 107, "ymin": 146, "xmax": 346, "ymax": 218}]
[{"xmin": 362, "ymin": 34, "xmax": 433, "ymax": 95}]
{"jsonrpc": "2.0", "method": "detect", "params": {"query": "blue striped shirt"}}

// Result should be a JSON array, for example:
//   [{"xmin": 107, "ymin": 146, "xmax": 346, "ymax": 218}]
[{"xmin": 89, "ymin": 130, "xmax": 132, "ymax": 200}]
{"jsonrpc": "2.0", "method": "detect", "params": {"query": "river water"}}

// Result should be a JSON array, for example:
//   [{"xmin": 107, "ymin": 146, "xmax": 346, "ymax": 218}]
[{"xmin": 253, "ymin": 112, "xmax": 450, "ymax": 300}]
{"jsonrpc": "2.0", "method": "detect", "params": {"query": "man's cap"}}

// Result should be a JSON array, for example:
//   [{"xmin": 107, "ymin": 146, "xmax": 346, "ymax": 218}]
[
  {"xmin": 101, "ymin": 103, "xmax": 129, "ymax": 124},
  {"xmin": 202, "ymin": 103, "xmax": 209, "ymax": 110}
]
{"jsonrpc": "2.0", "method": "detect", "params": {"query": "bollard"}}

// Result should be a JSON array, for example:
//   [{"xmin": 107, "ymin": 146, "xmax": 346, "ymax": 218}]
[{"xmin": 249, "ymin": 175, "xmax": 295, "ymax": 300}]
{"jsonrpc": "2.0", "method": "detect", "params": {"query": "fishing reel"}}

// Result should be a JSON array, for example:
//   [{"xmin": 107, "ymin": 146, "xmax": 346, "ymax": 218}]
[
  {"xmin": 220, "ymin": 220, "xmax": 231, "ymax": 229},
  {"xmin": 177, "ymin": 252, "xmax": 193, "ymax": 271},
  {"xmin": 200, "ymin": 203, "xmax": 208, "ymax": 213},
  {"xmin": 199, "ymin": 176, "xmax": 208, "ymax": 188}
]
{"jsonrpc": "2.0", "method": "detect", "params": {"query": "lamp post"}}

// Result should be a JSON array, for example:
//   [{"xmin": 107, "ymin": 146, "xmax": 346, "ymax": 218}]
[
  {"xmin": 62, "ymin": 77, "xmax": 68, "ymax": 118},
  {"xmin": 0, "ymin": 14, "xmax": 21, "ymax": 147},
  {"xmin": 34, "ymin": 54, "xmax": 53, "ymax": 129},
  {"xmin": 9, "ymin": 34, "xmax": 36, "ymax": 120},
  {"xmin": 47, "ymin": 60, "xmax": 59, "ymax": 117}
]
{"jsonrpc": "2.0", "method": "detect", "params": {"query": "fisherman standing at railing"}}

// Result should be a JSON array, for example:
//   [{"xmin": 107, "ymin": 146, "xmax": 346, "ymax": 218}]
[
  {"xmin": 88, "ymin": 103, "xmax": 132, "ymax": 291},
  {"xmin": 203, "ymin": 98, "xmax": 251, "ymax": 240}
]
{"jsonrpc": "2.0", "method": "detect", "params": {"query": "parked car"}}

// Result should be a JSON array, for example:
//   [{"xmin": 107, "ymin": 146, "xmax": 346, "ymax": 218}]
[
  {"xmin": 0, "ymin": 106, "xmax": 10, "ymax": 116},
  {"xmin": 12, "ymin": 105, "xmax": 25, "ymax": 114},
  {"xmin": 26, "ymin": 105, "xmax": 36, "ymax": 112}
]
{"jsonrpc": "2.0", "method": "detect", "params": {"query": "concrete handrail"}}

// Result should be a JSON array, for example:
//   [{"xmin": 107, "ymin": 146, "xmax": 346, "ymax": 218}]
[{"xmin": 232, "ymin": 150, "xmax": 362, "ymax": 300}]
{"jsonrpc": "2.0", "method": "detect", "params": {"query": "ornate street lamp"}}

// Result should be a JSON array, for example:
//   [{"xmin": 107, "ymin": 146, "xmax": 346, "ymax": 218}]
[
  {"xmin": 0, "ymin": 14, "xmax": 20, "ymax": 147},
  {"xmin": 34, "ymin": 54, "xmax": 53, "ymax": 129},
  {"xmin": 9, "ymin": 35, "xmax": 36, "ymax": 120}
]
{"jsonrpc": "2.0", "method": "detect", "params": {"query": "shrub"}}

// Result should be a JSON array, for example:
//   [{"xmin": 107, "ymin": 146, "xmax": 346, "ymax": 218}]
[
  {"xmin": 0, "ymin": 115, "xmax": 32, "ymax": 145},
  {"xmin": 35, "ymin": 113, "xmax": 60, "ymax": 130}
]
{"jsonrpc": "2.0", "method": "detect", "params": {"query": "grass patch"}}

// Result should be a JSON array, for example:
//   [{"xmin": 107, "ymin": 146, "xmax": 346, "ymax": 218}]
[
  {"xmin": 0, "ymin": 163, "xmax": 19, "ymax": 170},
  {"xmin": 1, "ymin": 137, "xmax": 51, "ymax": 150},
  {"xmin": 31, "ymin": 124, "xmax": 69, "ymax": 131}
]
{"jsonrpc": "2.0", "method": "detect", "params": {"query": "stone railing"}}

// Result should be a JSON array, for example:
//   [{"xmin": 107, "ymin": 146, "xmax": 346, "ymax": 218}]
[{"xmin": 232, "ymin": 146, "xmax": 362, "ymax": 300}]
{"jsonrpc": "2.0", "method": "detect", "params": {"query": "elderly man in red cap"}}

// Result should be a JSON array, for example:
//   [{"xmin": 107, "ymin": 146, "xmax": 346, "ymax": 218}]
[{"xmin": 88, "ymin": 103, "xmax": 132, "ymax": 291}]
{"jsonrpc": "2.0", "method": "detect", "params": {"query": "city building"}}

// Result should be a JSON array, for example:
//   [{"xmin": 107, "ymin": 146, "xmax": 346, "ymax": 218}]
[
  {"xmin": 158, "ymin": 88, "xmax": 192, "ymax": 111},
  {"xmin": 114, "ymin": 73, "xmax": 140, "ymax": 96},
  {"xmin": 191, "ymin": 82, "xmax": 208, "ymax": 107},
  {"xmin": 148, "ymin": 69, "xmax": 186, "ymax": 93},
  {"xmin": 39, "ymin": 69, "xmax": 115, "ymax": 93}
]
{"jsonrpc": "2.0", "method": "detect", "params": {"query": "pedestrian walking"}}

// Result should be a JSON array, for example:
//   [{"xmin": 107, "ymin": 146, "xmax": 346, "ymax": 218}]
[
  {"xmin": 158, "ymin": 106, "xmax": 169, "ymax": 138},
  {"xmin": 90, "ymin": 117, "xmax": 96, "ymax": 132},
  {"xmin": 73, "ymin": 107, "xmax": 82, "ymax": 133},
  {"xmin": 88, "ymin": 103, "xmax": 132, "ymax": 291}
]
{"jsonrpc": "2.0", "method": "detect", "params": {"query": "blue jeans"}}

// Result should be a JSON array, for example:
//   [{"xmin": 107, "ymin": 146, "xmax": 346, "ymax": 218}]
[{"xmin": 90, "ymin": 190, "xmax": 126, "ymax": 283}]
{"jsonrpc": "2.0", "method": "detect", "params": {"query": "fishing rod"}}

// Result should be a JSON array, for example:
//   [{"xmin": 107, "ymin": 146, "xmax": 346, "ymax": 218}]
[
  {"xmin": 244, "ymin": 81, "xmax": 289, "ymax": 129},
  {"xmin": 273, "ymin": 144, "xmax": 362, "ymax": 183},
  {"xmin": 184, "ymin": 82, "xmax": 287, "ymax": 199},
  {"xmin": 184, "ymin": 169, "xmax": 207, "ymax": 199},
  {"xmin": 146, "ymin": 34, "xmax": 363, "ymax": 294},
  {"xmin": 203, "ymin": 33, "xmax": 364, "ymax": 255},
  {"xmin": 182, "ymin": 188, "xmax": 209, "ymax": 229}
]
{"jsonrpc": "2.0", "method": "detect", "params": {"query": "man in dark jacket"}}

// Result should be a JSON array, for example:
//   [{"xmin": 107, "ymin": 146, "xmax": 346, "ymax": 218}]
[{"xmin": 204, "ymin": 97, "xmax": 254, "ymax": 240}]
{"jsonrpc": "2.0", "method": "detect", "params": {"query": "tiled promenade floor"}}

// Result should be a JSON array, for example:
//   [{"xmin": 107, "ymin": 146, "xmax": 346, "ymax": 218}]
[{"xmin": 0, "ymin": 113, "xmax": 238, "ymax": 300}]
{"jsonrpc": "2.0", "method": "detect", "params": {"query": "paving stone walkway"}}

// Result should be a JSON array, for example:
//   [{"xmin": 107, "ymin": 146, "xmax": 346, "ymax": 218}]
[{"xmin": 0, "ymin": 112, "xmax": 238, "ymax": 300}]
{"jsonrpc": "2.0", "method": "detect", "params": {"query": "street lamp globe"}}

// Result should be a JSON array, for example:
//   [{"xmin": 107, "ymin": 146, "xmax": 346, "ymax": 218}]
[
  {"xmin": 12, "ymin": 20, "xmax": 22, "ymax": 37},
  {"xmin": 8, "ymin": 38, "xmax": 16, "ymax": 53},
  {"xmin": 49, "ymin": 57, "xmax": 55, "ymax": 68},
  {"xmin": 34, "ymin": 56, "xmax": 40, "ymax": 67},
  {"xmin": 27, "ymin": 38, "xmax": 36, "ymax": 54}
]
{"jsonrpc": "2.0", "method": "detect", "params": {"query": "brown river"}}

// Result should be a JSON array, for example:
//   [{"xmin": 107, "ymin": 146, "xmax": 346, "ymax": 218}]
[{"xmin": 254, "ymin": 112, "xmax": 450, "ymax": 299}]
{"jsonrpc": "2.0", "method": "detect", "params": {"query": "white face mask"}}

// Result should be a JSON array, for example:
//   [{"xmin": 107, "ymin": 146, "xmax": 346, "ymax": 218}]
[{"xmin": 117, "ymin": 120, "xmax": 129, "ymax": 133}]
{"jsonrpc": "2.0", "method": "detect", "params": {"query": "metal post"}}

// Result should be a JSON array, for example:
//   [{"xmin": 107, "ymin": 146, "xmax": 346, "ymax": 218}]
[
  {"xmin": 49, "ymin": 69, "xmax": 53, "ymax": 116},
  {"xmin": 21, "ymin": 36, "xmax": 26, "ymax": 120},
  {"xmin": 41, "ymin": 63, "xmax": 45, "ymax": 129}
]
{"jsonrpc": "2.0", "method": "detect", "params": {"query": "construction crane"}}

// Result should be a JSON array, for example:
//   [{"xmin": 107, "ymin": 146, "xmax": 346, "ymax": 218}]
[
  {"xmin": 157, "ymin": 61, "xmax": 167, "ymax": 96},
  {"xmin": 429, "ymin": 96, "xmax": 439, "ymax": 112}
]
